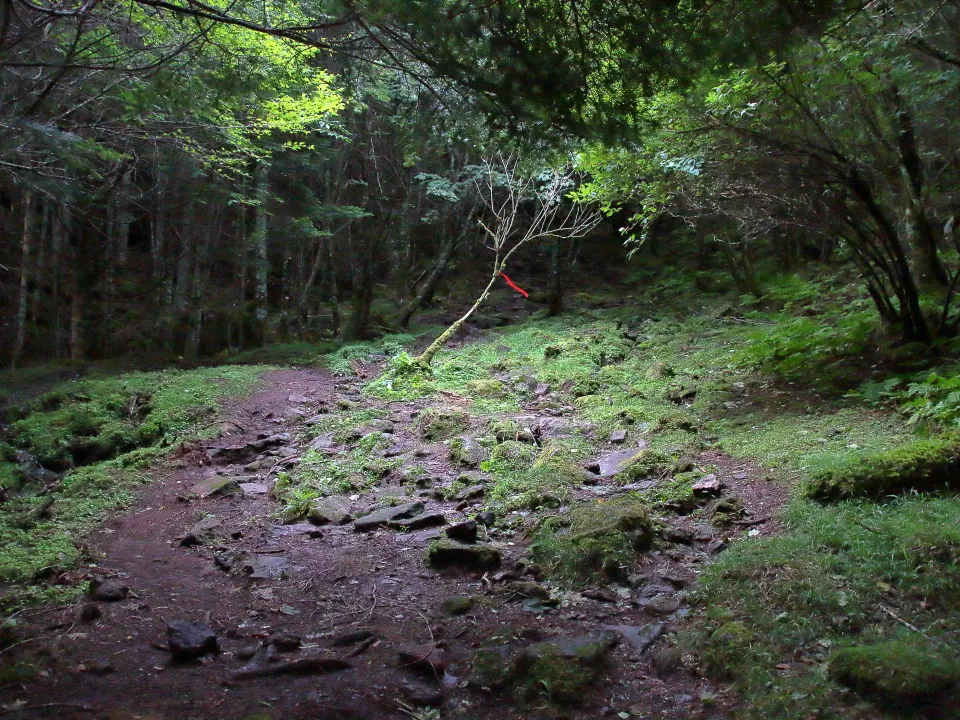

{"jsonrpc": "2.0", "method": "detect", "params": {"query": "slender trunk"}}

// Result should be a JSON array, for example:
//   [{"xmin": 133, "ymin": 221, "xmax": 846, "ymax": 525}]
[
  {"xmin": 116, "ymin": 167, "xmax": 133, "ymax": 267},
  {"xmin": 398, "ymin": 226, "xmax": 464, "ymax": 328},
  {"xmin": 184, "ymin": 211, "xmax": 210, "ymax": 360},
  {"xmin": 417, "ymin": 267, "xmax": 501, "ymax": 367},
  {"xmin": 341, "ymin": 228, "xmax": 373, "ymax": 341},
  {"xmin": 11, "ymin": 191, "xmax": 34, "ymax": 369},
  {"xmin": 51, "ymin": 205, "xmax": 66, "ymax": 359},
  {"xmin": 250, "ymin": 164, "xmax": 270, "ymax": 346},
  {"xmin": 325, "ymin": 237, "xmax": 340, "ymax": 337},
  {"xmin": 173, "ymin": 197, "xmax": 195, "ymax": 353}
]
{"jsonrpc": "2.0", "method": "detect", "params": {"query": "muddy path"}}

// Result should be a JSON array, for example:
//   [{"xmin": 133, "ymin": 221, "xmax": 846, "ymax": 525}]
[{"xmin": 0, "ymin": 365, "xmax": 787, "ymax": 720}]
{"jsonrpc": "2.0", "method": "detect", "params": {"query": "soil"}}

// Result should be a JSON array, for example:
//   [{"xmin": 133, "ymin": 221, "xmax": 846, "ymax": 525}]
[{"xmin": 0, "ymin": 365, "xmax": 789, "ymax": 720}]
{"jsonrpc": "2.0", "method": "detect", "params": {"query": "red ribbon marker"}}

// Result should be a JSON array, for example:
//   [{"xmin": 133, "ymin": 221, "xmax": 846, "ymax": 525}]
[{"xmin": 499, "ymin": 272, "xmax": 529, "ymax": 298}]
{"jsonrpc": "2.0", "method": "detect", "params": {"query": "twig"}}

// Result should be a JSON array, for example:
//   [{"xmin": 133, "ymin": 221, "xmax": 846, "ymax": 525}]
[
  {"xmin": 416, "ymin": 610, "xmax": 435, "ymax": 644},
  {"xmin": 879, "ymin": 605, "xmax": 930, "ymax": 639}
]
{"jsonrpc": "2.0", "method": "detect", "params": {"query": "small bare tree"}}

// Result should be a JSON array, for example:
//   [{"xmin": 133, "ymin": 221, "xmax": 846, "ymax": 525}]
[{"xmin": 416, "ymin": 154, "xmax": 601, "ymax": 366}]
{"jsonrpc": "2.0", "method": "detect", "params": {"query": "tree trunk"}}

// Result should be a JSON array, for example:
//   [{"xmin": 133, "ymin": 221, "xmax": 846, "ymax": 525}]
[
  {"xmin": 10, "ymin": 190, "xmax": 34, "ymax": 369},
  {"xmin": 250, "ymin": 164, "xmax": 270, "ymax": 346},
  {"xmin": 398, "ymin": 226, "xmax": 464, "ymax": 328}
]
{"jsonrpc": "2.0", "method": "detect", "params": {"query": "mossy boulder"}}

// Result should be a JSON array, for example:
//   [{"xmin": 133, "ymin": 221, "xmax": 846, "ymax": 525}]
[
  {"xmin": 530, "ymin": 494, "xmax": 653, "ymax": 583},
  {"xmin": 466, "ymin": 379, "xmax": 508, "ymax": 398},
  {"xmin": 806, "ymin": 432, "xmax": 960, "ymax": 500},
  {"xmin": 646, "ymin": 361, "xmax": 675, "ymax": 379},
  {"xmin": 415, "ymin": 406, "xmax": 471, "ymax": 441},
  {"xmin": 426, "ymin": 540, "xmax": 501, "ymax": 571},
  {"xmin": 613, "ymin": 449, "xmax": 674, "ymax": 484},
  {"xmin": 488, "ymin": 440, "xmax": 536, "ymax": 471},
  {"xmin": 469, "ymin": 631, "xmax": 619, "ymax": 706},
  {"xmin": 449, "ymin": 436, "xmax": 489, "ymax": 467},
  {"xmin": 569, "ymin": 374, "xmax": 601, "ymax": 398},
  {"xmin": 828, "ymin": 639, "xmax": 960, "ymax": 705},
  {"xmin": 703, "ymin": 621, "xmax": 757, "ymax": 680}
]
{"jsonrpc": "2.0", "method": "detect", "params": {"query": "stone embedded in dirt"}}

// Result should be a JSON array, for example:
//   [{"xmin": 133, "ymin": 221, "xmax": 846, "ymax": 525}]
[
  {"xmin": 449, "ymin": 436, "xmax": 489, "ymax": 467},
  {"xmin": 659, "ymin": 526, "xmax": 695, "ymax": 545},
  {"xmin": 353, "ymin": 501, "xmax": 425, "ymax": 532},
  {"xmin": 401, "ymin": 681, "xmax": 444, "ymax": 707},
  {"xmin": 191, "ymin": 475, "xmax": 241, "ymax": 498},
  {"xmin": 269, "ymin": 634, "xmax": 302, "ymax": 652},
  {"xmin": 475, "ymin": 511, "xmax": 496, "ymax": 527},
  {"xmin": 239, "ymin": 482, "xmax": 269, "ymax": 496},
  {"xmin": 652, "ymin": 647, "xmax": 684, "ymax": 676},
  {"xmin": 79, "ymin": 603, "xmax": 102, "ymax": 622},
  {"xmin": 363, "ymin": 419, "xmax": 395, "ymax": 435},
  {"xmin": 398, "ymin": 643, "xmax": 447, "ymax": 678},
  {"xmin": 503, "ymin": 581, "xmax": 550, "ymax": 601},
  {"xmin": 595, "ymin": 446, "xmax": 649, "ymax": 478},
  {"xmin": 610, "ymin": 429, "xmax": 628, "ymax": 444},
  {"xmin": 208, "ymin": 433, "xmax": 292, "ymax": 464},
  {"xmin": 638, "ymin": 595, "xmax": 681, "ymax": 616},
  {"xmin": 582, "ymin": 589, "xmax": 619, "ymax": 603},
  {"xmin": 167, "ymin": 621, "xmax": 220, "ymax": 662},
  {"xmin": 231, "ymin": 654, "xmax": 351, "ymax": 680},
  {"xmin": 243, "ymin": 555, "xmax": 293, "ymax": 580},
  {"xmin": 603, "ymin": 623, "xmax": 664, "ymax": 652},
  {"xmin": 77, "ymin": 659, "xmax": 114, "ymax": 675},
  {"xmin": 89, "ymin": 578, "xmax": 128, "ymax": 602},
  {"xmin": 692, "ymin": 474, "xmax": 724, "ymax": 496},
  {"xmin": 443, "ymin": 595, "xmax": 475, "ymax": 616},
  {"xmin": 272, "ymin": 522, "xmax": 322, "ymax": 538},
  {"xmin": 446, "ymin": 520, "xmax": 478, "ymax": 543},
  {"xmin": 469, "ymin": 631, "xmax": 619, "ymax": 705},
  {"xmin": 330, "ymin": 629, "xmax": 376, "ymax": 647},
  {"xmin": 388, "ymin": 512, "xmax": 447, "ymax": 531},
  {"xmin": 288, "ymin": 393, "xmax": 313, "ymax": 404},
  {"xmin": 309, "ymin": 432, "xmax": 336, "ymax": 451},
  {"xmin": 452, "ymin": 485, "xmax": 485, "ymax": 503},
  {"xmin": 308, "ymin": 496, "xmax": 353, "ymax": 526},
  {"xmin": 235, "ymin": 645, "xmax": 260, "ymax": 661},
  {"xmin": 426, "ymin": 540, "xmax": 501, "ymax": 571},
  {"xmin": 180, "ymin": 515, "xmax": 223, "ymax": 546}
]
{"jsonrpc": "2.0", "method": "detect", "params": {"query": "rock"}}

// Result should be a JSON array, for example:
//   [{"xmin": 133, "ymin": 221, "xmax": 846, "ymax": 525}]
[
  {"xmin": 353, "ymin": 501, "xmax": 425, "ymax": 532},
  {"xmin": 828, "ymin": 639, "xmax": 960, "ymax": 705},
  {"xmin": 239, "ymin": 482, "xmax": 269, "ymax": 496},
  {"xmin": 191, "ymin": 475, "xmax": 241, "ymax": 498},
  {"xmin": 309, "ymin": 432, "xmax": 336, "ymax": 451},
  {"xmin": 469, "ymin": 631, "xmax": 619, "ymax": 705},
  {"xmin": 79, "ymin": 603, "xmax": 102, "ymax": 622},
  {"xmin": 610, "ymin": 429, "xmax": 628, "ymax": 444},
  {"xmin": 416, "ymin": 407, "xmax": 471, "ymax": 441},
  {"xmin": 660, "ymin": 526, "xmax": 695, "ymax": 545},
  {"xmin": 397, "ymin": 643, "xmax": 447, "ymax": 678},
  {"xmin": 308, "ymin": 496, "xmax": 352, "ymax": 526},
  {"xmin": 451, "ymin": 485, "xmax": 485, "ymax": 503},
  {"xmin": 388, "ymin": 512, "xmax": 447, "ymax": 531},
  {"xmin": 638, "ymin": 596, "xmax": 681, "ymax": 616},
  {"xmin": 231, "ymin": 655, "xmax": 351, "ymax": 680},
  {"xmin": 235, "ymin": 645, "xmax": 260, "ymax": 661},
  {"xmin": 288, "ymin": 393, "xmax": 313, "ymax": 404},
  {"xmin": 272, "ymin": 523, "xmax": 323, "ymax": 538},
  {"xmin": 503, "ymin": 581, "xmax": 550, "ymax": 601},
  {"xmin": 180, "ymin": 515, "xmax": 222, "ymax": 546},
  {"xmin": 242, "ymin": 555, "xmax": 293, "ymax": 580},
  {"xmin": 595, "ymin": 446, "xmax": 649, "ymax": 478},
  {"xmin": 443, "ymin": 596, "xmax": 475, "ymax": 616},
  {"xmin": 330, "ymin": 630, "xmax": 376, "ymax": 647},
  {"xmin": 208, "ymin": 434, "xmax": 291, "ymax": 464},
  {"xmin": 167, "ymin": 621, "xmax": 219, "ymax": 662},
  {"xmin": 426, "ymin": 540, "xmax": 501, "ymax": 571},
  {"xmin": 604, "ymin": 623, "xmax": 664, "ymax": 652},
  {"xmin": 691, "ymin": 474, "xmax": 724, "ymax": 496},
  {"xmin": 466, "ymin": 379, "xmax": 508, "ymax": 398},
  {"xmin": 475, "ymin": 511, "xmax": 496, "ymax": 527},
  {"xmin": 77, "ymin": 659, "xmax": 114, "ymax": 675},
  {"xmin": 89, "ymin": 578, "xmax": 128, "ymax": 602},
  {"xmin": 449, "ymin": 436, "xmax": 489, "ymax": 467},
  {"xmin": 652, "ymin": 647, "xmax": 684, "ymax": 676},
  {"xmin": 446, "ymin": 520, "xmax": 478, "ymax": 543},
  {"xmin": 401, "ymin": 681, "xmax": 444, "ymax": 707},
  {"xmin": 269, "ymin": 634, "xmax": 302, "ymax": 652},
  {"xmin": 516, "ymin": 427, "xmax": 537, "ymax": 443},
  {"xmin": 364, "ymin": 419, "xmax": 395, "ymax": 434}
]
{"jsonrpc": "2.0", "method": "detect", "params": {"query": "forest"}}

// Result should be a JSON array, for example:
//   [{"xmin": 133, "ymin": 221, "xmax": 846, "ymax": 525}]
[{"xmin": 0, "ymin": 1, "xmax": 958, "ymax": 719}]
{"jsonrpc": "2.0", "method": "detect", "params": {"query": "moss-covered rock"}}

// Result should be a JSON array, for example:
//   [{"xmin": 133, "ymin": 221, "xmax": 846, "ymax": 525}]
[
  {"xmin": 426, "ymin": 540, "xmax": 501, "ymax": 570},
  {"xmin": 488, "ymin": 440, "xmax": 536, "ymax": 471},
  {"xmin": 613, "ymin": 448, "xmax": 674, "ymax": 484},
  {"xmin": 828, "ymin": 639, "xmax": 960, "ymax": 705},
  {"xmin": 703, "ymin": 621, "xmax": 757, "ymax": 680},
  {"xmin": 443, "ymin": 595, "xmax": 476, "ymax": 616},
  {"xmin": 530, "ymin": 494, "xmax": 653, "ymax": 583},
  {"xmin": 806, "ymin": 432, "xmax": 960, "ymax": 500},
  {"xmin": 416, "ymin": 406, "xmax": 471, "ymax": 440},
  {"xmin": 449, "ymin": 436, "xmax": 489, "ymax": 467},
  {"xmin": 466, "ymin": 378, "xmax": 508, "ymax": 398}
]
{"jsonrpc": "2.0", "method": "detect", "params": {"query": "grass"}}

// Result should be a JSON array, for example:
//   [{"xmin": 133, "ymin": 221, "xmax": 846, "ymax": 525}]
[{"xmin": 0, "ymin": 364, "xmax": 269, "ymax": 610}]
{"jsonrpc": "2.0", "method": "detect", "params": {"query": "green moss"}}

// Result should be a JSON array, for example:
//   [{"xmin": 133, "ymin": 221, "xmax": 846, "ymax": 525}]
[
  {"xmin": 828, "ymin": 638, "xmax": 960, "ymax": 704},
  {"xmin": 643, "ymin": 472, "xmax": 698, "ymax": 512},
  {"xmin": 416, "ymin": 406, "xmax": 471, "ymax": 440},
  {"xmin": 486, "ymin": 440, "xmax": 536, "ymax": 471},
  {"xmin": 531, "ymin": 494, "xmax": 653, "ymax": 584},
  {"xmin": 806, "ymin": 432, "xmax": 960, "ymax": 500},
  {"xmin": 466, "ymin": 378, "xmax": 508, "ymax": 398},
  {"xmin": 613, "ymin": 448, "xmax": 675, "ymax": 484},
  {"xmin": 703, "ymin": 622, "xmax": 758, "ymax": 681}
]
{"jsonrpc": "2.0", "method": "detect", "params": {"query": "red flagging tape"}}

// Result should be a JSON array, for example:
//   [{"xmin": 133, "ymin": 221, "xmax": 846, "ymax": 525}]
[{"xmin": 499, "ymin": 272, "xmax": 529, "ymax": 298}]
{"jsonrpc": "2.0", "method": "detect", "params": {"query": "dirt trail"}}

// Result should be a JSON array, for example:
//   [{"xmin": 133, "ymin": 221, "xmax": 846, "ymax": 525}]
[{"xmin": 0, "ymin": 366, "xmax": 787, "ymax": 720}]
